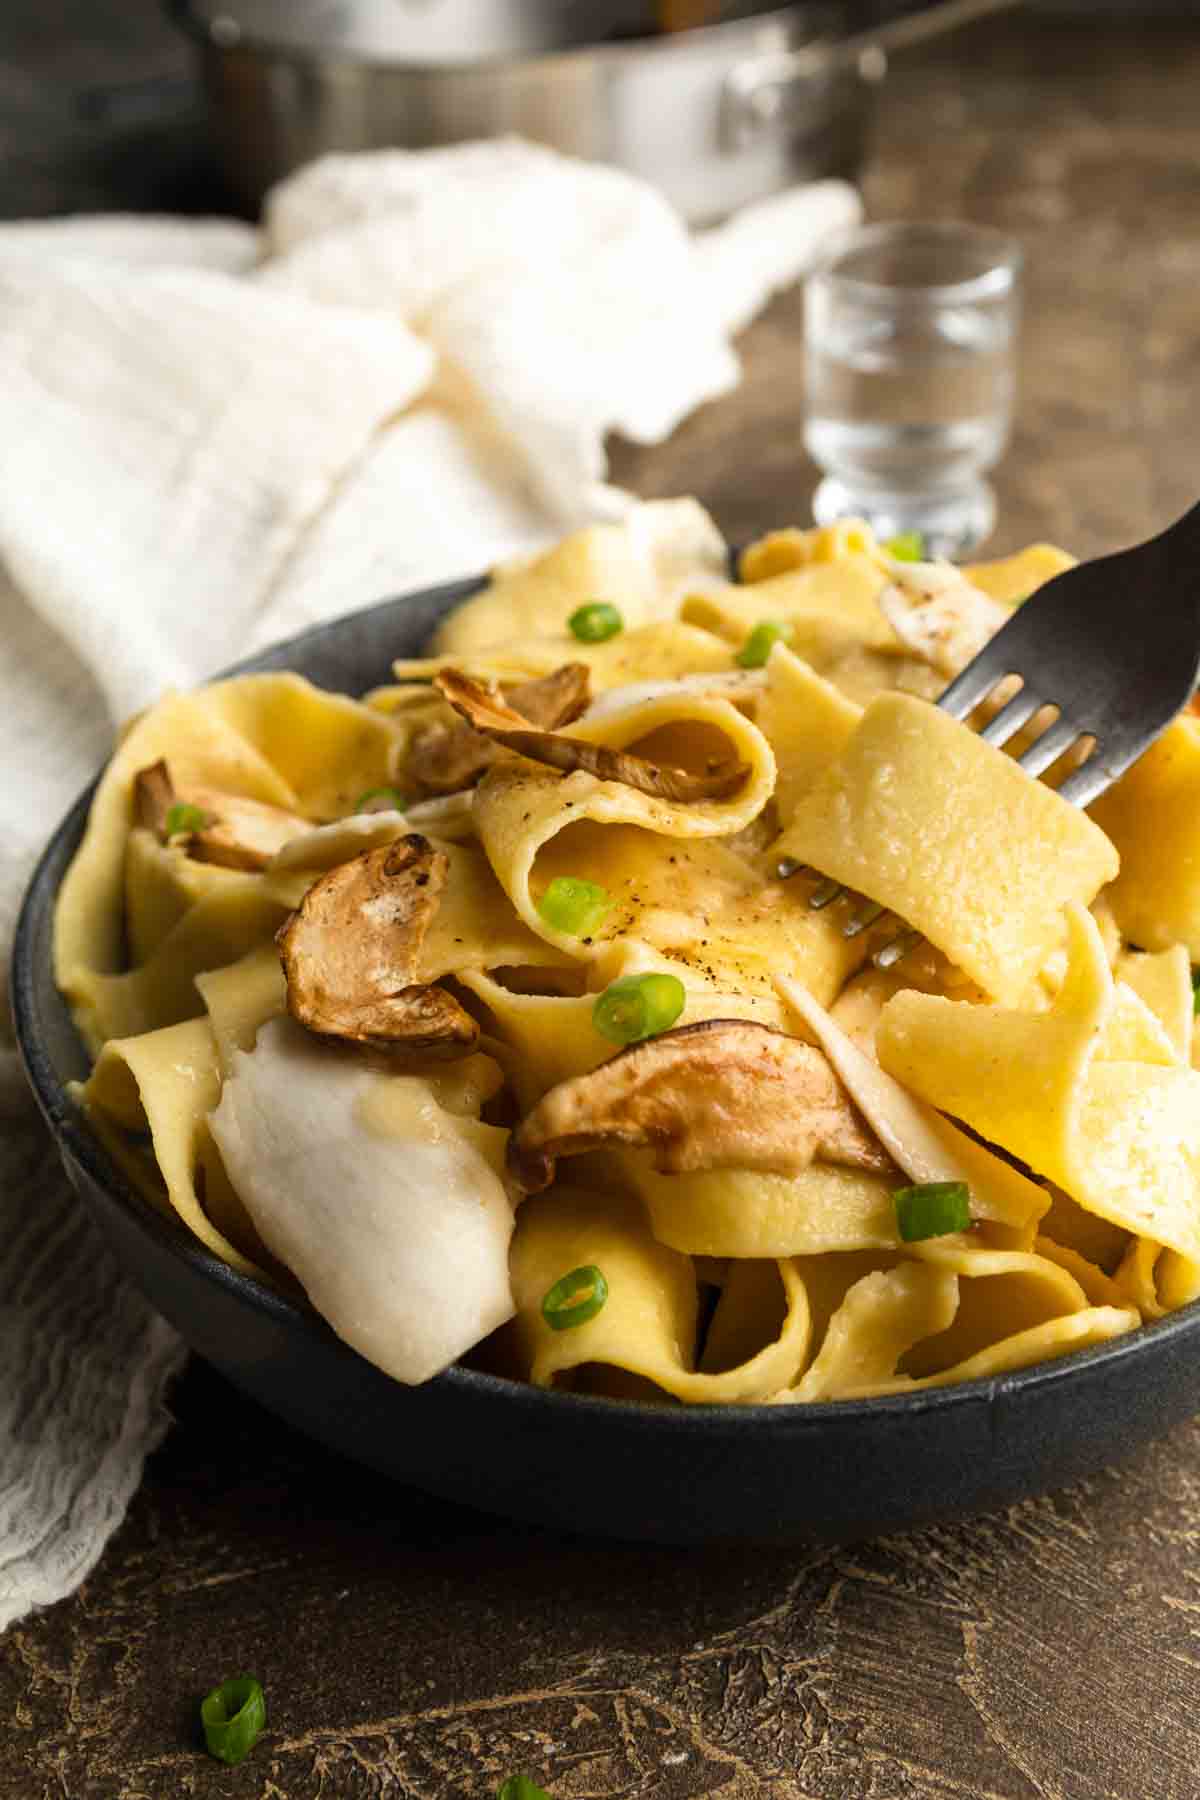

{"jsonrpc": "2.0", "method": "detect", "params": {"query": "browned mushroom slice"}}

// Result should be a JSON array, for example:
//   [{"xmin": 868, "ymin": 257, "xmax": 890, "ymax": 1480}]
[
  {"xmin": 507, "ymin": 1018, "xmax": 896, "ymax": 1193},
  {"xmin": 433, "ymin": 669, "xmax": 748, "ymax": 804},
  {"xmin": 408, "ymin": 662, "xmax": 593, "ymax": 796},
  {"xmin": 133, "ymin": 758, "xmax": 311, "ymax": 872},
  {"xmin": 134, "ymin": 759, "xmax": 177, "ymax": 834},
  {"xmin": 276, "ymin": 832, "xmax": 479, "ymax": 1057},
  {"xmin": 511, "ymin": 663, "xmax": 594, "ymax": 729}
]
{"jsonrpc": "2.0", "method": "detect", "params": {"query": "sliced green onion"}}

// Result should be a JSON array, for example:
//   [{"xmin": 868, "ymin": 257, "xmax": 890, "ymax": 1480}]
[
  {"xmin": 163, "ymin": 801, "xmax": 211, "ymax": 839},
  {"xmin": 354, "ymin": 786, "xmax": 409, "ymax": 814},
  {"xmin": 885, "ymin": 530, "xmax": 926, "ymax": 562},
  {"xmin": 894, "ymin": 1181, "xmax": 971, "ymax": 1243},
  {"xmin": 497, "ymin": 1778, "xmax": 553, "ymax": 1800},
  {"xmin": 1192, "ymin": 968, "xmax": 1200, "ymax": 1014},
  {"xmin": 735, "ymin": 619, "xmax": 793, "ymax": 669},
  {"xmin": 537, "ymin": 876, "xmax": 610, "ymax": 937},
  {"xmin": 200, "ymin": 1676, "xmax": 266, "ymax": 1766},
  {"xmin": 568, "ymin": 601, "xmax": 623, "ymax": 643},
  {"xmin": 541, "ymin": 1265, "xmax": 609, "ymax": 1332},
  {"xmin": 592, "ymin": 972, "xmax": 685, "ymax": 1046}
]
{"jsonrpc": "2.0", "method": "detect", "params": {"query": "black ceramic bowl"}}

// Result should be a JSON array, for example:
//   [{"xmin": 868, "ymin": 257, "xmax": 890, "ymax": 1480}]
[{"xmin": 14, "ymin": 577, "xmax": 1200, "ymax": 1544}]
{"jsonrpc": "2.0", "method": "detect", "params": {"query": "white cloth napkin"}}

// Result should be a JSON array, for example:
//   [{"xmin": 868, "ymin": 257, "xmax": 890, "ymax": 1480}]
[{"xmin": 0, "ymin": 139, "xmax": 860, "ymax": 1631}]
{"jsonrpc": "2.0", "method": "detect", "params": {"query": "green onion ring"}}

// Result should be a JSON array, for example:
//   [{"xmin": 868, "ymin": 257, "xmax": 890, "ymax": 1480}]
[
  {"xmin": 163, "ymin": 801, "xmax": 211, "ymax": 838},
  {"xmin": 541, "ymin": 1265, "xmax": 609, "ymax": 1332},
  {"xmin": 353, "ymin": 786, "xmax": 409, "ymax": 814},
  {"xmin": 200, "ymin": 1676, "xmax": 266, "ymax": 1766},
  {"xmin": 592, "ymin": 972, "xmax": 686, "ymax": 1046},
  {"xmin": 735, "ymin": 619, "xmax": 793, "ymax": 669},
  {"xmin": 893, "ymin": 1181, "xmax": 972, "ymax": 1243},
  {"xmin": 568, "ymin": 601, "xmax": 623, "ymax": 643},
  {"xmin": 537, "ymin": 876, "xmax": 611, "ymax": 937}
]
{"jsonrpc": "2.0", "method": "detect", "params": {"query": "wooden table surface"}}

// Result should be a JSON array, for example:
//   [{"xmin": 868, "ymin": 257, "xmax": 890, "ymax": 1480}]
[{"xmin": 3, "ymin": 10, "xmax": 1199, "ymax": 1798}]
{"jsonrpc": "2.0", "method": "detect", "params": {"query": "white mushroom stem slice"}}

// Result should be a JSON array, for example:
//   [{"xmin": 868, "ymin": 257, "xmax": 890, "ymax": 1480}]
[
  {"xmin": 877, "ymin": 564, "xmax": 1009, "ymax": 679},
  {"xmin": 582, "ymin": 670, "xmax": 766, "ymax": 722},
  {"xmin": 134, "ymin": 757, "xmax": 311, "ymax": 871},
  {"xmin": 209, "ymin": 1017, "xmax": 515, "ymax": 1384},
  {"xmin": 506, "ymin": 1018, "xmax": 896, "ymax": 1194},
  {"xmin": 267, "ymin": 810, "xmax": 411, "ymax": 876},
  {"xmin": 276, "ymin": 832, "xmax": 479, "ymax": 1057},
  {"xmin": 408, "ymin": 662, "xmax": 593, "ymax": 796},
  {"xmin": 434, "ymin": 669, "xmax": 749, "ymax": 804}
]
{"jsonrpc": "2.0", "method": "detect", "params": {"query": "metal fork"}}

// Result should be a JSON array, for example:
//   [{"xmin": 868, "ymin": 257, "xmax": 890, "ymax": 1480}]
[{"xmin": 792, "ymin": 499, "xmax": 1200, "ymax": 966}]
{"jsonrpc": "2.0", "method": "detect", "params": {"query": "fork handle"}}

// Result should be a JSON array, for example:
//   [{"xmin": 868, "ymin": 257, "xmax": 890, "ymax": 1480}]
[{"xmin": 1143, "ymin": 498, "xmax": 1200, "ymax": 596}]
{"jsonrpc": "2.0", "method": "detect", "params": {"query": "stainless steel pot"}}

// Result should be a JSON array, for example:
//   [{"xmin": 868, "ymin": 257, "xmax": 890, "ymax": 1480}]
[{"xmin": 169, "ymin": 0, "xmax": 1020, "ymax": 222}]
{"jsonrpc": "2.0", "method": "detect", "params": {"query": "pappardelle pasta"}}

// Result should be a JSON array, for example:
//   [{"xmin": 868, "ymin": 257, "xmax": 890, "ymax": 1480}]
[{"xmin": 55, "ymin": 498, "xmax": 1200, "ymax": 1404}]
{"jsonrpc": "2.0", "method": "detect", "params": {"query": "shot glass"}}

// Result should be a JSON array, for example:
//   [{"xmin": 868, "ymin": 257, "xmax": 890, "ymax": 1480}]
[{"xmin": 803, "ymin": 220, "xmax": 1022, "ymax": 558}]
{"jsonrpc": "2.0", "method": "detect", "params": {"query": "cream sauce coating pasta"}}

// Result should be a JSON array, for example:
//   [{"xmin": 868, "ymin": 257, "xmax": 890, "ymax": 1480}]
[{"xmin": 54, "ymin": 501, "xmax": 1198, "ymax": 1401}]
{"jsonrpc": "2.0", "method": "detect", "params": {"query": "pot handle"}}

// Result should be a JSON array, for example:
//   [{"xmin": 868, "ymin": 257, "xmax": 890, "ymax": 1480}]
[{"xmin": 722, "ymin": 0, "xmax": 1024, "ymax": 147}]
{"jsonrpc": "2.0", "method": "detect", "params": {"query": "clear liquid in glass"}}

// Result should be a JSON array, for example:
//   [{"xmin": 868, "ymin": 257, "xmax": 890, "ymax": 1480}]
[
  {"xmin": 806, "ymin": 306, "xmax": 1013, "ymax": 494},
  {"xmin": 803, "ymin": 224, "xmax": 1021, "ymax": 557}
]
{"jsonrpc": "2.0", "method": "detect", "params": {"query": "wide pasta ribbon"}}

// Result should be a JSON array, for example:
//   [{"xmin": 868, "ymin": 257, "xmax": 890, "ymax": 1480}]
[
  {"xmin": 774, "ymin": 1239, "xmax": 1135, "ymax": 1403},
  {"xmin": 876, "ymin": 904, "xmax": 1200, "ymax": 1265},
  {"xmin": 457, "ymin": 938, "xmax": 787, "ymax": 1109},
  {"xmin": 772, "ymin": 692, "xmax": 1119, "ymax": 1003},
  {"xmin": 431, "ymin": 500, "xmax": 728, "ymax": 655},
  {"xmin": 56, "ymin": 672, "xmax": 403, "ymax": 1051},
  {"xmin": 1090, "ymin": 715, "xmax": 1200, "ymax": 957},
  {"xmin": 777, "ymin": 976, "xmax": 1048, "ymax": 1242},
  {"xmin": 473, "ymin": 687, "xmax": 776, "ymax": 870},
  {"xmin": 470, "ymin": 695, "xmax": 879, "ymax": 1002},
  {"xmin": 381, "ymin": 619, "xmax": 739, "ymax": 698},
  {"xmin": 77, "ymin": 1015, "xmax": 271, "ymax": 1276},
  {"xmin": 680, "ymin": 552, "xmax": 898, "ymax": 653},
  {"xmin": 756, "ymin": 643, "xmax": 860, "ymax": 826},
  {"xmin": 509, "ymin": 1189, "xmax": 812, "ymax": 1404}
]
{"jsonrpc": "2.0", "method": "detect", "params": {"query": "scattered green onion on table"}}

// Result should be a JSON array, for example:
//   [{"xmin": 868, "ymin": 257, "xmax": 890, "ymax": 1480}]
[{"xmin": 200, "ymin": 1676, "xmax": 267, "ymax": 1766}]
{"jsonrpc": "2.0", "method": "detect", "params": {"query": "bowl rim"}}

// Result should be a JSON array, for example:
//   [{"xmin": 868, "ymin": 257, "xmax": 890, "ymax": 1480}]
[{"xmin": 13, "ymin": 575, "xmax": 1200, "ymax": 1438}]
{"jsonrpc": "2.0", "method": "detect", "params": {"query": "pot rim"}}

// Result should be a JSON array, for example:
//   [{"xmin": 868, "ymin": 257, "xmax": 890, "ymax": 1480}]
[{"xmin": 167, "ymin": 0, "xmax": 824, "ymax": 76}]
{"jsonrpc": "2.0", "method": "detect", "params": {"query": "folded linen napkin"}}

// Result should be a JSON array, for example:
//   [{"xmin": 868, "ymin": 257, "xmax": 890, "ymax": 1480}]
[{"xmin": 0, "ymin": 139, "xmax": 860, "ymax": 1631}]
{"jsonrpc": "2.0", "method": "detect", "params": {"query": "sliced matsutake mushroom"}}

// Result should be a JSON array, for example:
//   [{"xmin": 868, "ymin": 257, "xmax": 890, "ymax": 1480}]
[
  {"xmin": 276, "ymin": 832, "xmax": 479, "ymax": 1057},
  {"xmin": 434, "ymin": 669, "xmax": 748, "ymax": 804},
  {"xmin": 506, "ymin": 1018, "xmax": 897, "ymax": 1193},
  {"xmin": 134, "ymin": 758, "xmax": 311, "ymax": 872},
  {"xmin": 408, "ymin": 663, "xmax": 592, "ymax": 796}
]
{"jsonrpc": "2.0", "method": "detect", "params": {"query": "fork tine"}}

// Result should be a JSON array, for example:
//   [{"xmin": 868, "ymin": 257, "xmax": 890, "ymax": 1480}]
[
  {"xmin": 1017, "ymin": 716, "xmax": 1082, "ymax": 780},
  {"xmin": 808, "ymin": 877, "xmax": 845, "ymax": 909},
  {"xmin": 874, "ymin": 928, "xmax": 922, "ymax": 970},
  {"xmin": 977, "ymin": 685, "xmax": 1043, "ymax": 749},
  {"xmin": 935, "ymin": 659, "xmax": 1010, "ymax": 720},
  {"xmin": 1055, "ymin": 749, "xmax": 1109, "ymax": 809},
  {"xmin": 842, "ymin": 901, "xmax": 886, "ymax": 938}
]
